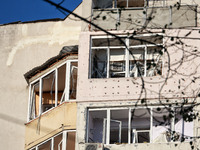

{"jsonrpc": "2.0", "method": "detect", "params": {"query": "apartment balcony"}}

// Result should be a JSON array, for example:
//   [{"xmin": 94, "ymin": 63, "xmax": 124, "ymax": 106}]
[
  {"xmin": 25, "ymin": 102, "xmax": 77, "ymax": 150},
  {"xmin": 92, "ymin": 5, "xmax": 197, "ymax": 31}
]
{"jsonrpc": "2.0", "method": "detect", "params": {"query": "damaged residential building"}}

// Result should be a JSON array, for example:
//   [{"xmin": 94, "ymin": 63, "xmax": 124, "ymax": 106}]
[
  {"xmin": 78, "ymin": 0, "xmax": 200, "ymax": 150},
  {"xmin": 24, "ymin": 46, "xmax": 78, "ymax": 150},
  {"xmin": 1, "ymin": 0, "xmax": 200, "ymax": 150}
]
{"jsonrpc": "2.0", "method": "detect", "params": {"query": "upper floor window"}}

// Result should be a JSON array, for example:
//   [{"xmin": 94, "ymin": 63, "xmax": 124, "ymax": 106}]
[
  {"xmin": 92, "ymin": 0, "xmax": 173, "ymax": 9},
  {"xmin": 28, "ymin": 60, "xmax": 78, "ymax": 121},
  {"xmin": 92, "ymin": 0, "xmax": 145, "ymax": 9},
  {"xmin": 90, "ymin": 34, "xmax": 163, "ymax": 78}
]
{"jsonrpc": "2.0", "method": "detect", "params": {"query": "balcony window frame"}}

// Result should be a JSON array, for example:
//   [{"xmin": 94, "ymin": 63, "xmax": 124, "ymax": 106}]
[
  {"xmin": 86, "ymin": 106, "xmax": 194, "ymax": 145},
  {"xmin": 89, "ymin": 34, "xmax": 163, "ymax": 79},
  {"xmin": 27, "ymin": 59, "xmax": 78, "ymax": 122},
  {"xmin": 29, "ymin": 130, "xmax": 76, "ymax": 150}
]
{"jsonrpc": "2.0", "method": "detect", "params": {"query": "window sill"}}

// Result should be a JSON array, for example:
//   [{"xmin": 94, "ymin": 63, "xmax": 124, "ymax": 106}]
[
  {"xmin": 103, "ymin": 141, "xmax": 193, "ymax": 146},
  {"xmin": 89, "ymin": 75, "xmax": 164, "ymax": 80}
]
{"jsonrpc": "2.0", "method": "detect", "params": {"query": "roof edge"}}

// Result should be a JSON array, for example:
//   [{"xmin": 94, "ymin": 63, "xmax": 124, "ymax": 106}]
[{"xmin": 24, "ymin": 45, "xmax": 78, "ymax": 83}]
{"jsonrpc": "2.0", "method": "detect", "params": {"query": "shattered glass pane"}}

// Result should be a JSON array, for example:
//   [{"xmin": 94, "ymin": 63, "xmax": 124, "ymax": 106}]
[
  {"xmin": 110, "ymin": 48, "xmax": 126, "ymax": 78},
  {"xmin": 30, "ymin": 82, "xmax": 39, "ymax": 120},
  {"xmin": 92, "ymin": 0, "xmax": 113, "ymax": 9},
  {"xmin": 146, "ymin": 46, "xmax": 162, "ymax": 77},
  {"xmin": 42, "ymin": 71, "xmax": 56, "ymax": 113},
  {"xmin": 87, "ymin": 110, "xmax": 107, "ymax": 143},
  {"xmin": 131, "ymin": 108, "xmax": 150, "ymax": 143},
  {"xmin": 58, "ymin": 64, "xmax": 66, "ymax": 104},
  {"xmin": 69, "ymin": 62, "xmax": 78, "ymax": 99},
  {"xmin": 92, "ymin": 38, "xmax": 126, "ymax": 47},
  {"xmin": 129, "ymin": 48, "xmax": 145, "ymax": 77},
  {"xmin": 91, "ymin": 49, "xmax": 107, "ymax": 78},
  {"xmin": 129, "ymin": 35, "xmax": 163, "ymax": 46}
]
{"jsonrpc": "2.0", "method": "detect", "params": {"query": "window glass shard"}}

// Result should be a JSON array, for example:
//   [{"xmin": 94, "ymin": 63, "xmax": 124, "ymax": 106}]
[
  {"xmin": 30, "ymin": 81, "xmax": 39, "ymax": 120},
  {"xmin": 88, "ymin": 110, "xmax": 107, "ymax": 143},
  {"xmin": 69, "ymin": 62, "xmax": 78, "ymax": 99},
  {"xmin": 110, "ymin": 109, "xmax": 128, "ymax": 144},
  {"xmin": 91, "ymin": 49, "xmax": 107, "ymax": 78},
  {"xmin": 131, "ymin": 108, "xmax": 150, "ymax": 143},
  {"xmin": 58, "ymin": 64, "xmax": 66, "ymax": 104},
  {"xmin": 42, "ymin": 71, "xmax": 56, "ymax": 113},
  {"xmin": 110, "ymin": 48, "xmax": 126, "ymax": 78}
]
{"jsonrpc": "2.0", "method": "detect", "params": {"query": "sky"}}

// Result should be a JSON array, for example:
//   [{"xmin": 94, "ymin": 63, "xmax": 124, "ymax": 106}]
[{"xmin": 0, "ymin": 0, "xmax": 82, "ymax": 24}]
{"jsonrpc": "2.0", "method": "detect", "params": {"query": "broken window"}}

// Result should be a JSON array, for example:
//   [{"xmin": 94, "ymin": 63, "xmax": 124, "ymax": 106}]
[
  {"xmin": 41, "ymin": 71, "xmax": 56, "ymax": 113},
  {"xmin": 152, "ymin": 108, "xmax": 171, "ymax": 143},
  {"xmin": 90, "ymin": 35, "xmax": 163, "ymax": 78},
  {"xmin": 92, "ymin": 0, "xmax": 171, "ymax": 9},
  {"xmin": 57, "ymin": 63, "xmax": 66, "ymax": 105},
  {"xmin": 110, "ymin": 48, "xmax": 126, "ymax": 78},
  {"xmin": 174, "ymin": 107, "xmax": 193, "ymax": 142},
  {"xmin": 92, "ymin": 0, "xmax": 145, "ymax": 9},
  {"xmin": 117, "ymin": 0, "xmax": 145, "ymax": 8},
  {"xmin": 91, "ymin": 49, "xmax": 107, "ymax": 78},
  {"xmin": 131, "ymin": 109, "xmax": 150, "ymax": 143},
  {"xmin": 29, "ymin": 131, "xmax": 76, "ymax": 150},
  {"xmin": 87, "ymin": 110, "xmax": 107, "ymax": 143},
  {"xmin": 129, "ymin": 48, "xmax": 145, "ymax": 77},
  {"xmin": 92, "ymin": 0, "xmax": 113, "ymax": 9},
  {"xmin": 110, "ymin": 109, "xmax": 128, "ymax": 143},
  {"xmin": 86, "ymin": 106, "xmax": 194, "ymax": 144},
  {"xmin": 29, "ymin": 81, "xmax": 39, "ymax": 120},
  {"xmin": 146, "ymin": 47, "xmax": 162, "ymax": 76},
  {"xmin": 147, "ymin": 0, "xmax": 172, "ymax": 7},
  {"xmin": 28, "ymin": 60, "xmax": 78, "ymax": 121},
  {"xmin": 69, "ymin": 62, "xmax": 78, "ymax": 99}
]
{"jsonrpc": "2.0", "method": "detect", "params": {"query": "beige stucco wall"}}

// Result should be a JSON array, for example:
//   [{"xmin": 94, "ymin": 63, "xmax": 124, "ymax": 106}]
[
  {"xmin": 81, "ymin": 0, "xmax": 200, "ymax": 31},
  {"xmin": 25, "ymin": 102, "xmax": 77, "ymax": 149},
  {"xmin": 0, "ymin": 4, "xmax": 82, "ymax": 150},
  {"xmin": 77, "ymin": 28, "xmax": 200, "ymax": 101}
]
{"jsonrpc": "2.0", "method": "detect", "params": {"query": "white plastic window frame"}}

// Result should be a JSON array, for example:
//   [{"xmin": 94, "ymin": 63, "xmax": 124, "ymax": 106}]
[
  {"xmin": 89, "ymin": 34, "xmax": 163, "ymax": 79},
  {"xmin": 29, "ymin": 130, "xmax": 76, "ymax": 150},
  {"xmin": 86, "ymin": 105, "xmax": 193, "ymax": 145},
  {"xmin": 27, "ymin": 60, "xmax": 78, "ymax": 122},
  {"xmin": 103, "ymin": 118, "xmax": 122, "ymax": 144}
]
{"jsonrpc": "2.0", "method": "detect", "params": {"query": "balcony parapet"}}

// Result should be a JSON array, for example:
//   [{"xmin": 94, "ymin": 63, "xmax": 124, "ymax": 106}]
[{"xmin": 92, "ymin": 5, "xmax": 197, "ymax": 31}]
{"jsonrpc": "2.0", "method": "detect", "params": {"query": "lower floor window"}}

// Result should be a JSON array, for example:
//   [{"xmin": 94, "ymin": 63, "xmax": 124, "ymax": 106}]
[
  {"xmin": 87, "ymin": 106, "xmax": 194, "ymax": 144},
  {"xmin": 29, "ymin": 130, "xmax": 76, "ymax": 150}
]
